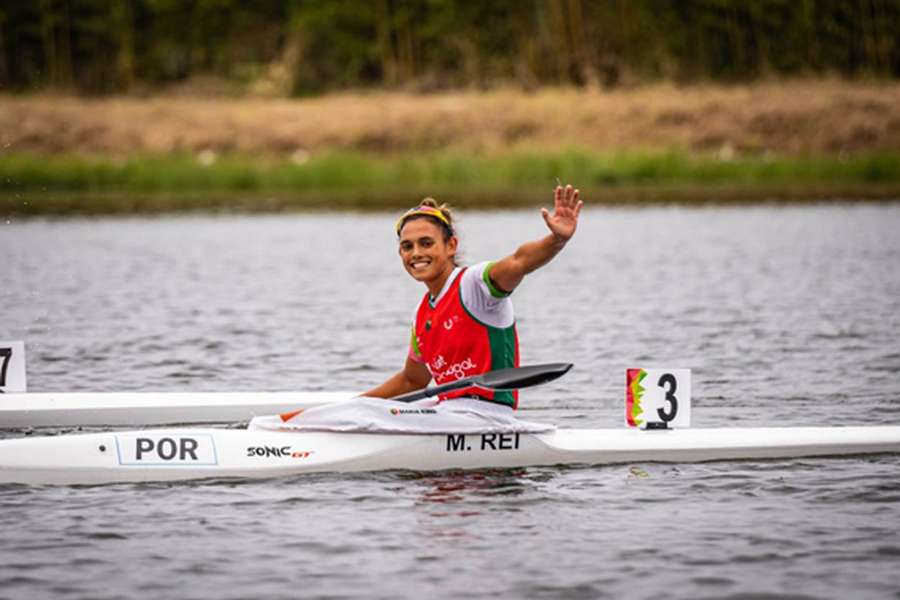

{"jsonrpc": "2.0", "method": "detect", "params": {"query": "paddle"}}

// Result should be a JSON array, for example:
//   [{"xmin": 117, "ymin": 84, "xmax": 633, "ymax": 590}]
[{"xmin": 389, "ymin": 362, "xmax": 573, "ymax": 403}]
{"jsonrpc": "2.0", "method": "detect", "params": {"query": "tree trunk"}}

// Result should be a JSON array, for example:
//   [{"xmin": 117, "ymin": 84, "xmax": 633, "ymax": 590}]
[
  {"xmin": 375, "ymin": 0, "xmax": 398, "ymax": 85},
  {"xmin": 112, "ymin": 0, "xmax": 136, "ymax": 90},
  {"xmin": 546, "ymin": 0, "xmax": 571, "ymax": 84},
  {"xmin": 802, "ymin": 0, "xmax": 819, "ymax": 70},
  {"xmin": 566, "ymin": 0, "xmax": 598, "ymax": 87},
  {"xmin": 0, "ymin": 8, "xmax": 8, "ymax": 88},
  {"xmin": 398, "ymin": 22, "xmax": 416, "ymax": 84},
  {"xmin": 40, "ymin": 0, "xmax": 74, "ymax": 88},
  {"xmin": 57, "ymin": 0, "xmax": 74, "ymax": 88},
  {"xmin": 39, "ymin": 0, "xmax": 59, "ymax": 86}
]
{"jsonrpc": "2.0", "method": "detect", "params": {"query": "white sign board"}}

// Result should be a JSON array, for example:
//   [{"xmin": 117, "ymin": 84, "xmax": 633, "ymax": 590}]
[
  {"xmin": 0, "ymin": 341, "xmax": 26, "ymax": 393},
  {"xmin": 115, "ymin": 433, "xmax": 219, "ymax": 466},
  {"xmin": 626, "ymin": 368, "xmax": 691, "ymax": 428}
]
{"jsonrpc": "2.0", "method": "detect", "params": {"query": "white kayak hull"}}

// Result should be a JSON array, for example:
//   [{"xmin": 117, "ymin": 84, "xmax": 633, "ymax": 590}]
[
  {"xmin": 1, "ymin": 425, "xmax": 899, "ymax": 486},
  {"xmin": 0, "ymin": 392, "xmax": 355, "ymax": 428}
]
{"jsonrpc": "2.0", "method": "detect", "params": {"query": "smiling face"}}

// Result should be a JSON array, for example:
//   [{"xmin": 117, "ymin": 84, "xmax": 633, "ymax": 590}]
[{"xmin": 398, "ymin": 217, "xmax": 458, "ymax": 295}]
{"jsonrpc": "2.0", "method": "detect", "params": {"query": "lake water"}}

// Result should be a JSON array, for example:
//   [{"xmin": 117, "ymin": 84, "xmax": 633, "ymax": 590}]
[{"xmin": 2, "ymin": 203, "xmax": 900, "ymax": 599}]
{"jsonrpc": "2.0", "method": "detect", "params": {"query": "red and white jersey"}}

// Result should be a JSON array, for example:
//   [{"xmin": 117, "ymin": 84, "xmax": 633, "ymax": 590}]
[{"xmin": 408, "ymin": 261, "xmax": 519, "ymax": 407}]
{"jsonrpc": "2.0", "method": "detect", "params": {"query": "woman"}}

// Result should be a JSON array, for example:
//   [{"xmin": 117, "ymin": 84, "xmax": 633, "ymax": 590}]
[
  {"xmin": 251, "ymin": 184, "xmax": 582, "ymax": 433},
  {"xmin": 364, "ymin": 184, "xmax": 583, "ymax": 406}
]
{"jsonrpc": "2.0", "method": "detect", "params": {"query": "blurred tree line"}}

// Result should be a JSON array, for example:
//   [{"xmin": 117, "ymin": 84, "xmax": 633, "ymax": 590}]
[{"xmin": 2, "ymin": 0, "xmax": 898, "ymax": 95}]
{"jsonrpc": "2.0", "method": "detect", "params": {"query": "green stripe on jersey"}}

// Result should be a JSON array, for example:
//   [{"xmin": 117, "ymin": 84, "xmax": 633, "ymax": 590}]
[
  {"xmin": 460, "ymin": 279, "xmax": 517, "ymax": 407},
  {"xmin": 483, "ymin": 261, "xmax": 512, "ymax": 298},
  {"xmin": 487, "ymin": 325, "xmax": 517, "ymax": 407},
  {"xmin": 409, "ymin": 326, "xmax": 421, "ymax": 359}
]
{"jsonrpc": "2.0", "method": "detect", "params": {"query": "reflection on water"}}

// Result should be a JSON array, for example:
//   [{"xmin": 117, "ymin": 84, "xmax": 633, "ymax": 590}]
[
  {"xmin": 407, "ymin": 468, "xmax": 533, "ymax": 506},
  {"xmin": 2, "ymin": 204, "xmax": 900, "ymax": 598}
]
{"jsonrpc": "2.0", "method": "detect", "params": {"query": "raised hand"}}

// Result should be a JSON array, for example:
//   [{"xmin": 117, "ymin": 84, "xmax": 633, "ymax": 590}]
[{"xmin": 542, "ymin": 184, "xmax": 583, "ymax": 242}]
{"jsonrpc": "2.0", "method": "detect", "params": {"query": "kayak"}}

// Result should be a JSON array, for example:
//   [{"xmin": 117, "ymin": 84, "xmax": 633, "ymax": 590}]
[
  {"xmin": 0, "ymin": 363, "xmax": 569, "ymax": 429},
  {"xmin": 2, "ymin": 425, "xmax": 899, "ymax": 486},
  {"xmin": 0, "ymin": 392, "xmax": 355, "ymax": 428},
  {"xmin": 3, "ymin": 364, "xmax": 898, "ymax": 487}
]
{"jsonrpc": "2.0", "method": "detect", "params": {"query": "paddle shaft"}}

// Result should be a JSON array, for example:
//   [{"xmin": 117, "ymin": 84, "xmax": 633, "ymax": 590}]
[{"xmin": 390, "ymin": 363, "xmax": 573, "ymax": 403}]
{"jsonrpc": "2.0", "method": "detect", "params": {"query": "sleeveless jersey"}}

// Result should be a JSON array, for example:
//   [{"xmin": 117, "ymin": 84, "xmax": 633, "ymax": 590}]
[{"xmin": 412, "ymin": 267, "xmax": 519, "ymax": 407}]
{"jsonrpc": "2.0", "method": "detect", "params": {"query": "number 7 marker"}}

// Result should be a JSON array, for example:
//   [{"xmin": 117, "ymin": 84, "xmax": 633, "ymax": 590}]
[{"xmin": 0, "ymin": 341, "xmax": 27, "ymax": 393}]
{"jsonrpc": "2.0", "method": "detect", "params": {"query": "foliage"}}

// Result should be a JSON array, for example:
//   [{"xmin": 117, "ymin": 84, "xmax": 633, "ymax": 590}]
[{"xmin": 1, "ymin": 0, "xmax": 898, "ymax": 94}]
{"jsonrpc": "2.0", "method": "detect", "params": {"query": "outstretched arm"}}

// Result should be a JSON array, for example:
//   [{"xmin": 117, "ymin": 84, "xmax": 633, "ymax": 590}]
[
  {"xmin": 363, "ymin": 356, "xmax": 431, "ymax": 398},
  {"xmin": 489, "ymin": 184, "xmax": 583, "ymax": 293}
]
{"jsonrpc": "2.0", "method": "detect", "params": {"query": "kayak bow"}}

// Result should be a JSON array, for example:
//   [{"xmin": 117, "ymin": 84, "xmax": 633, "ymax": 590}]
[{"xmin": 0, "ymin": 392, "xmax": 355, "ymax": 428}]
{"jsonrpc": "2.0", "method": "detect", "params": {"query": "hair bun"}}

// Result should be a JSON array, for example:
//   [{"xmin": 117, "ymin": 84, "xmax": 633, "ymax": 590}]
[{"xmin": 419, "ymin": 197, "xmax": 453, "ymax": 227}]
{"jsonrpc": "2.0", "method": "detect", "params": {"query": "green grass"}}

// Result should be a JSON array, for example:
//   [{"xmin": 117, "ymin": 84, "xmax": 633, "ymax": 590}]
[{"xmin": 2, "ymin": 149, "xmax": 899, "ymax": 214}]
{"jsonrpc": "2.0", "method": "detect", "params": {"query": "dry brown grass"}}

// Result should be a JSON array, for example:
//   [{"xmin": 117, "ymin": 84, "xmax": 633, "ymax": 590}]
[{"xmin": 2, "ymin": 79, "xmax": 899, "ymax": 157}]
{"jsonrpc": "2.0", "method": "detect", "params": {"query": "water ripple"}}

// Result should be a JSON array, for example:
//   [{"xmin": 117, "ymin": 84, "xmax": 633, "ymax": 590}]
[{"xmin": 2, "ymin": 206, "xmax": 900, "ymax": 598}]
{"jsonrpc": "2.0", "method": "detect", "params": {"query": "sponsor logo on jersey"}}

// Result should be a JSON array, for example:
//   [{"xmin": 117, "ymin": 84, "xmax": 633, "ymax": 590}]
[{"xmin": 432, "ymin": 357, "xmax": 477, "ymax": 382}]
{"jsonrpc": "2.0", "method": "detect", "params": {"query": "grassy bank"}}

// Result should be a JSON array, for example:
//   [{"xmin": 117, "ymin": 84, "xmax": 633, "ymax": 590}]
[
  {"xmin": 5, "ymin": 83, "xmax": 899, "ymax": 157},
  {"xmin": 3, "ymin": 81, "xmax": 899, "ymax": 213},
  {"xmin": 2, "ymin": 148, "xmax": 899, "ymax": 214}
]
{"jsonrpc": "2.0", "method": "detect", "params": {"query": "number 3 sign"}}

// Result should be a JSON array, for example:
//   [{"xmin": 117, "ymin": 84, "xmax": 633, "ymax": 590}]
[{"xmin": 626, "ymin": 368, "xmax": 691, "ymax": 429}]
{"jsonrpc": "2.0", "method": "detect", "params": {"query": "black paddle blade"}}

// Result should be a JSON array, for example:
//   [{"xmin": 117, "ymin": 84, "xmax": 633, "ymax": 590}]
[
  {"xmin": 472, "ymin": 362, "xmax": 573, "ymax": 391},
  {"xmin": 390, "ymin": 362, "xmax": 573, "ymax": 403}
]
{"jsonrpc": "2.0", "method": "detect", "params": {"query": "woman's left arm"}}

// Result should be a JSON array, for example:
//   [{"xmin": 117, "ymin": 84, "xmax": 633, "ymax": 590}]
[{"xmin": 489, "ymin": 184, "xmax": 583, "ymax": 293}]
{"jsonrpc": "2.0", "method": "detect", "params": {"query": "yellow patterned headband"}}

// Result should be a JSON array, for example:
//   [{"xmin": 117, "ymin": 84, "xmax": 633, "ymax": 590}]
[{"xmin": 395, "ymin": 205, "xmax": 453, "ymax": 235}]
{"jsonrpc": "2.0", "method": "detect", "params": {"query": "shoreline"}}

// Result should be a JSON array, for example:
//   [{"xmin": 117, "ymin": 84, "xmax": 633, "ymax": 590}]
[
  {"xmin": 4, "ymin": 182, "xmax": 899, "ymax": 217},
  {"xmin": 2, "ymin": 81, "xmax": 899, "ymax": 214},
  {"xmin": 2, "ymin": 148, "xmax": 899, "ymax": 215}
]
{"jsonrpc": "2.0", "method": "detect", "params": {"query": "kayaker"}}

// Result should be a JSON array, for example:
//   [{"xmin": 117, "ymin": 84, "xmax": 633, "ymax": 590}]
[{"xmin": 363, "ymin": 184, "xmax": 583, "ymax": 407}]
